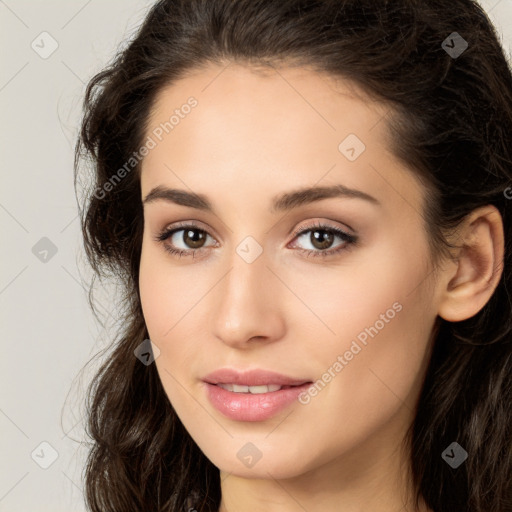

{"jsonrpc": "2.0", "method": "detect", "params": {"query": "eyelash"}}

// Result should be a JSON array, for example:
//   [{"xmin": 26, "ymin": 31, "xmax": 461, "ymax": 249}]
[{"xmin": 154, "ymin": 220, "xmax": 358, "ymax": 260}]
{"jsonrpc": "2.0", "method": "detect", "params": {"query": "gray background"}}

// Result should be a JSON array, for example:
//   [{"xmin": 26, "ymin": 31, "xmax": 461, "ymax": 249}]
[{"xmin": 1, "ymin": 1, "xmax": 511, "ymax": 510}]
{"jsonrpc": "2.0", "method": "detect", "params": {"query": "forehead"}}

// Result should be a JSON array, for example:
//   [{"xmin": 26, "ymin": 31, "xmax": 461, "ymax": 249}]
[
  {"xmin": 140, "ymin": 62, "xmax": 425, "ymax": 220},
  {"xmin": 142, "ymin": 63, "xmax": 387, "ymax": 172},
  {"xmin": 146, "ymin": 62, "xmax": 388, "ymax": 138}
]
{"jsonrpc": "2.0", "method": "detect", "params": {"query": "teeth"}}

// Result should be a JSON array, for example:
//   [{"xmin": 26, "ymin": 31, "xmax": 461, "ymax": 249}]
[{"xmin": 217, "ymin": 383, "xmax": 283, "ymax": 394}]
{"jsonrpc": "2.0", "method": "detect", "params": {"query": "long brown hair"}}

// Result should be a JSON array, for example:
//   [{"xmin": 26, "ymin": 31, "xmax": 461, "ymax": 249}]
[{"xmin": 74, "ymin": 0, "xmax": 512, "ymax": 510}]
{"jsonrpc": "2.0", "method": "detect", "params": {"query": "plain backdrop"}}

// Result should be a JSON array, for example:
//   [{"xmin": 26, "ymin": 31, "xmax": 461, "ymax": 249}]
[{"xmin": 1, "ymin": 1, "xmax": 511, "ymax": 510}]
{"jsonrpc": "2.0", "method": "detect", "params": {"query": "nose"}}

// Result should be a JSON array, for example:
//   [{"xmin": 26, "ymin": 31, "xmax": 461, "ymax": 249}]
[{"xmin": 211, "ymin": 247, "xmax": 286, "ymax": 349}]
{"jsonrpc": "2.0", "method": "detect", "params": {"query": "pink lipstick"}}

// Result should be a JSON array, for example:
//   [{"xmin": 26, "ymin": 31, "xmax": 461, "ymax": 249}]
[{"xmin": 203, "ymin": 368, "xmax": 313, "ymax": 422}]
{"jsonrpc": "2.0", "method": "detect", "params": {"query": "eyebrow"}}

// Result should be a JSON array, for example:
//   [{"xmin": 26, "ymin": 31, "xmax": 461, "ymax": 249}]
[{"xmin": 143, "ymin": 184, "xmax": 380, "ymax": 213}]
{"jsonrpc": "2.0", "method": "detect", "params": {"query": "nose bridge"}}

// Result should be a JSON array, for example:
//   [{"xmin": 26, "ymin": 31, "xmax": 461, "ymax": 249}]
[
  {"xmin": 212, "ymin": 239, "xmax": 284, "ymax": 346},
  {"xmin": 231, "ymin": 245, "xmax": 265, "ymax": 296}
]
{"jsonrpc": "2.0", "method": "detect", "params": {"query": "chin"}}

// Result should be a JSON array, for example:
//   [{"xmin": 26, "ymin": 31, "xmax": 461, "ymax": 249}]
[{"xmin": 209, "ymin": 448, "xmax": 312, "ymax": 481}]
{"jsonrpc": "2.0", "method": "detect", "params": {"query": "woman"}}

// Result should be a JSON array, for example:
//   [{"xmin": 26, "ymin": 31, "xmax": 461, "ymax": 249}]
[{"xmin": 74, "ymin": 0, "xmax": 512, "ymax": 510}]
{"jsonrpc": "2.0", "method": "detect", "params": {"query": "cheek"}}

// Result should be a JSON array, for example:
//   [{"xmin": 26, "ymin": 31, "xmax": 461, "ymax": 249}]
[
  {"xmin": 328, "ymin": 296, "xmax": 432, "ymax": 399},
  {"xmin": 296, "ymin": 236, "xmax": 435, "ymax": 424},
  {"xmin": 139, "ymin": 242, "xmax": 198, "ymax": 339},
  {"xmin": 139, "ymin": 261, "xmax": 170, "ymax": 338},
  {"xmin": 139, "ymin": 245, "xmax": 211, "ymax": 399},
  {"xmin": 282, "ymin": 236, "xmax": 430, "ymax": 347}
]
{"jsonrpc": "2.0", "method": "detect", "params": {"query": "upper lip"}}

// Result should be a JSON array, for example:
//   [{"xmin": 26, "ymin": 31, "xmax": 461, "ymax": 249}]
[{"xmin": 203, "ymin": 368, "xmax": 312, "ymax": 387}]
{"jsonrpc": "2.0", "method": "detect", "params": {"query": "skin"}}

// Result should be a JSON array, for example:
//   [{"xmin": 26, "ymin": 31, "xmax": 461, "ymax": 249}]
[{"xmin": 138, "ymin": 63, "xmax": 504, "ymax": 512}]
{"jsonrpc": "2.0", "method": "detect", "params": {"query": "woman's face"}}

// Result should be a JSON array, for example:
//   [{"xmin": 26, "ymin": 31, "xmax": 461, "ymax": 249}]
[{"xmin": 139, "ymin": 63, "xmax": 442, "ymax": 482}]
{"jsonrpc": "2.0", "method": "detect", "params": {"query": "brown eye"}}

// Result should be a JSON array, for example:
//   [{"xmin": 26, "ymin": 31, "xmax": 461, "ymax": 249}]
[
  {"xmin": 181, "ymin": 228, "xmax": 207, "ymax": 249},
  {"xmin": 290, "ymin": 222, "xmax": 358, "ymax": 259},
  {"xmin": 156, "ymin": 225, "xmax": 216, "ymax": 254},
  {"xmin": 309, "ymin": 229, "xmax": 335, "ymax": 250}
]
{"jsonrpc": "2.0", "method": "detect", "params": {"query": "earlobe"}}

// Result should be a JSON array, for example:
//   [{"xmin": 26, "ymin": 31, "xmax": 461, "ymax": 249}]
[{"xmin": 437, "ymin": 205, "xmax": 505, "ymax": 323}]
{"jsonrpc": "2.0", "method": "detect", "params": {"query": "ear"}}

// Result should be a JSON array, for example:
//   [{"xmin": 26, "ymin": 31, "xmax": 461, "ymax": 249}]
[{"xmin": 437, "ymin": 205, "xmax": 505, "ymax": 322}]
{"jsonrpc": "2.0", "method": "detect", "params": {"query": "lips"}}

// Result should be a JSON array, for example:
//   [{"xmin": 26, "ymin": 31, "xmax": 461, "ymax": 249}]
[
  {"xmin": 204, "ymin": 381, "xmax": 313, "ymax": 421},
  {"xmin": 202, "ymin": 368, "xmax": 313, "ymax": 421},
  {"xmin": 202, "ymin": 368, "xmax": 311, "ymax": 387}
]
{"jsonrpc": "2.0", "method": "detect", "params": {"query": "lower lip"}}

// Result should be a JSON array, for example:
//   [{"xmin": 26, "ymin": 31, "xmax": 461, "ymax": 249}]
[{"xmin": 204, "ymin": 382, "xmax": 312, "ymax": 421}]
